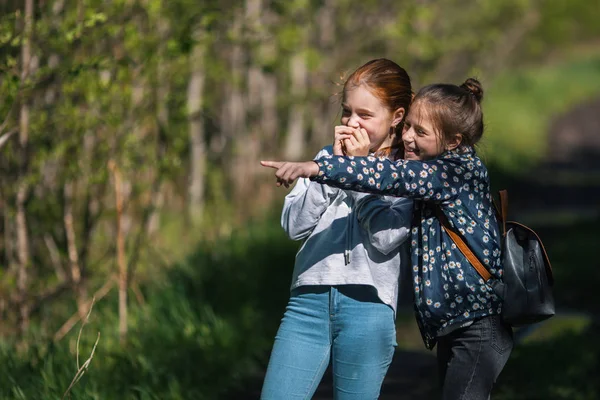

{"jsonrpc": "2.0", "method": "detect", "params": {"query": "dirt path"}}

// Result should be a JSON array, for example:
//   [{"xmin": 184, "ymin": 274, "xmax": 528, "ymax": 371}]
[
  {"xmin": 312, "ymin": 350, "xmax": 437, "ymax": 400},
  {"xmin": 227, "ymin": 349, "xmax": 437, "ymax": 400}
]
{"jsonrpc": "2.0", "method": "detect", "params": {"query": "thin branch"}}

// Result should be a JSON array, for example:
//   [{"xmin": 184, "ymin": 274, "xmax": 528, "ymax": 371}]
[
  {"xmin": 131, "ymin": 280, "xmax": 145, "ymax": 306},
  {"xmin": 0, "ymin": 99, "xmax": 18, "ymax": 136},
  {"xmin": 54, "ymin": 278, "xmax": 114, "ymax": 342},
  {"xmin": 43, "ymin": 233, "xmax": 67, "ymax": 282},
  {"xmin": 61, "ymin": 297, "xmax": 100, "ymax": 400},
  {"xmin": 0, "ymin": 129, "xmax": 16, "ymax": 150},
  {"xmin": 108, "ymin": 160, "xmax": 128, "ymax": 344}
]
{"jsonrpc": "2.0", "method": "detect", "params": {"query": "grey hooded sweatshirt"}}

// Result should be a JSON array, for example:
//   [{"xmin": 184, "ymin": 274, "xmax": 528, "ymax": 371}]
[{"xmin": 282, "ymin": 146, "xmax": 413, "ymax": 315}]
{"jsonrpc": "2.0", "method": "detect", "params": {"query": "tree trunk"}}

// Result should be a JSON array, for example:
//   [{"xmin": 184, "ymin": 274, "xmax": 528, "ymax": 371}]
[
  {"xmin": 187, "ymin": 25, "xmax": 207, "ymax": 225},
  {"xmin": 2, "ymin": 185, "xmax": 14, "ymax": 271},
  {"xmin": 16, "ymin": 0, "xmax": 34, "ymax": 333},
  {"xmin": 284, "ymin": 51, "xmax": 308, "ymax": 160},
  {"xmin": 245, "ymin": 0, "xmax": 277, "ymax": 151},
  {"xmin": 311, "ymin": 0, "xmax": 338, "ymax": 150},
  {"xmin": 63, "ymin": 182, "xmax": 87, "ymax": 318},
  {"xmin": 148, "ymin": 5, "xmax": 170, "ymax": 235},
  {"xmin": 109, "ymin": 161, "xmax": 127, "ymax": 345},
  {"xmin": 221, "ymin": 16, "xmax": 246, "ymax": 144},
  {"xmin": 239, "ymin": 0, "xmax": 275, "ymax": 210},
  {"xmin": 261, "ymin": 73, "xmax": 278, "ymax": 153}
]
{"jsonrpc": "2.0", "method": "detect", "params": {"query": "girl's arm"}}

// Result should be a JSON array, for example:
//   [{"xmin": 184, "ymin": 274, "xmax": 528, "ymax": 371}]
[
  {"xmin": 313, "ymin": 153, "xmax": 472, "ymax": 202},
  {"xmin": 281, "ymin": 147, "xmax": 340, "ymax": 241},
  {"xmin": 261, "ymin": 151, "xmax": 479, "ymax": 203},
  {"xmin": 282, "ymin": 178, "xmax": 339, "ymax": 241},
  {"xmin": 349, "ymin": 193, "xmax": 412, "ymax": 255}
]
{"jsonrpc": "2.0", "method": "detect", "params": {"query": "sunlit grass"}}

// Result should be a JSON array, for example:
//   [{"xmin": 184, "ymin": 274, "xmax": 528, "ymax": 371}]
[
  {"xmin": 517, "ymin": 314, "xmax": 592, "ymax": 344},
  {"xmin": 481, "ymin": 53, "xmax": 600, "ymax": 171}
]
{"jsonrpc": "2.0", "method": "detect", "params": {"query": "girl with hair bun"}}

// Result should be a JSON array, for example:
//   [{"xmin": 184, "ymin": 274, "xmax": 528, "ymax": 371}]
[{"xmin": 262, "ymin": 78, "xmax": 514, "ymax": 399}]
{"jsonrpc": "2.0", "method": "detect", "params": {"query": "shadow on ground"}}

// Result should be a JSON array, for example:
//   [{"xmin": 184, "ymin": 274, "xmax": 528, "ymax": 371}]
[{"xmin": 227, "ymin": 349, "xmax": 437, "ymax": 400}]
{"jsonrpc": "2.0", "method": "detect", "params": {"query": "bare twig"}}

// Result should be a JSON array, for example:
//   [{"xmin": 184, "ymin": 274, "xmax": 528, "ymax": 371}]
[
  {"xmin": 54, "ymin": 279, "xmax": 114, "ymax": 342},
  {"xmin": 0, "ymin": 129, "xmax": 16, "ymax": 150},
  {"xmin": 108, "ymin": 160, "xmax": 128, "ymax": 344},
  {"xmin": 61, "ymin": 298, "xmax": 101, "ymax": 400},
  {"xmin": 0, "ymin": 100, "xmax": 18, "ymax": 136},
  {"xmin": 43, "ymin": 233, "xmax": 67, "ymax": 282},
  {"xmin": 64, "ymin": 181, "xmax": 87, "ymax": 318},
  {"xmin": 131, "ymin": 280, "xmax": 145, "ymax": 306}
]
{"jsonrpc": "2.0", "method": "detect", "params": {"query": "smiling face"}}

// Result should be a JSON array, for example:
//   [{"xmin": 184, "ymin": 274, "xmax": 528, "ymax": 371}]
[
  {"xmin": 341, "ymin": 84, "xmax": 403, "ymax": 153},
  {"xmin": 401, "ymin": 101, "xmax": 445, "ymax": 161}
]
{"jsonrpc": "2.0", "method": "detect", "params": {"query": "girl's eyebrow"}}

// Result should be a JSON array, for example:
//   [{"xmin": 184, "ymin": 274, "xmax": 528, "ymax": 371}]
[
  {"xmin": 406, "ymin": 117, "xmax": 425, "ymax": 130},
  {"xmin": 342, "ymin": 104, "xmax": 374, "ymax": 114},
  {"xmin": 356, "ymin": 108, "xmax": 374, "ymax": 113}
]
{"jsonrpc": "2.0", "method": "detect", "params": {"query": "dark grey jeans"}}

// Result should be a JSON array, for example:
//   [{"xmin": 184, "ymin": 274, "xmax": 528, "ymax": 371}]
[{"xmin": 436, "ymin": 315, "xmax": 513, "ymax": 400}]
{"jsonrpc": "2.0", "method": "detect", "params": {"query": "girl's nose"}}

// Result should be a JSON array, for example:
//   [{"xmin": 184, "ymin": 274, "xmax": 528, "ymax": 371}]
[{"xmin": 347, "ymin": 116, "xmax": 360, "ymax": 128}]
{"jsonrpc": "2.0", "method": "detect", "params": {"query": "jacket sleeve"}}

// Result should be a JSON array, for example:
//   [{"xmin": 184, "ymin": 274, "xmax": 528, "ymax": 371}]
[
  {"xmin": 312, "ymin": 152, "xmax": 477, "ymax": 203},
  {"xmin": 347, "ymin": 192, "xmax": 412, "ymax": 255},
  {"xmin": 281, "ymin": 147, "xmax": 340, "ymax": 241}
]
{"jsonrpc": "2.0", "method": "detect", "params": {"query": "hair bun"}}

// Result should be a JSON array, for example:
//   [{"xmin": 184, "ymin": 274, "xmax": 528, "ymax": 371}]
[{"xmin": 460, "ymin": 78, "xmax": 483, "ymax": 102}]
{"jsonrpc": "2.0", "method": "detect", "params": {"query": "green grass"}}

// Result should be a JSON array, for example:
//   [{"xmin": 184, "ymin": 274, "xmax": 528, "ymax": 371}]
[
  {"xmin": 480, "ymin": 53, "xmax": 600, "ymax": 170},
  {"xmin": 496, "ymin": 325, "xmax": 600, "ymax": 400},
  {"xmin": 0, "ymin": 211, "xmax": 298, "ymax": 400}
]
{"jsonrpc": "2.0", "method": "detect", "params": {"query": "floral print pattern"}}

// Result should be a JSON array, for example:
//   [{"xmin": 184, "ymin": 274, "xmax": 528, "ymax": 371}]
[{"xmin": 312, "ymin": 148, "xmax": 503, "ymax": 349}]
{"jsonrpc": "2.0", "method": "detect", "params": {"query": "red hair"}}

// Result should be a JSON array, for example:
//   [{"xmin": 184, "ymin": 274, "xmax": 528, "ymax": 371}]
[{"xmin": 343, "ymin": 59, "xmax": 413, "ymax": 159}]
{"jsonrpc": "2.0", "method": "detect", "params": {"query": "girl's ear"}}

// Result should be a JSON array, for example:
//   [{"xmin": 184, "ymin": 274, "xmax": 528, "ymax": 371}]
[
  {"xmin": 391, "ymin": 107, "xmax": 405, "ymax": 128},
  {"xmin": 446, "ymin": 133, "xmax": 463, "ymax": 151}
]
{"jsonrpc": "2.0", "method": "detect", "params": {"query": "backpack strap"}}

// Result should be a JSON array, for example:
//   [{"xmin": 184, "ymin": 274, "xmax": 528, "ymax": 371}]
[
  {"xmin": 491, "ymin": 190, "xmax": 508, "ymax": 236},
  {"xmin": 498, "ymin": 189, "xmax": 508, "ymax": 236},
  {"xmin": 435, "ymin": 206, "xmax": 492, "ymax": 282}
]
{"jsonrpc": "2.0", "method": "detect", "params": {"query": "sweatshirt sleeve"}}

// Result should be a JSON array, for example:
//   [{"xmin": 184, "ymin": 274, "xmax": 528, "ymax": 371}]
[
  {"xmin": 281, "ymin": 147, "xmax": 340, "ymax": 241},
  {"xmin": 347, "ymin": 192, "xmax": 412, "ymax": 255},
  {"xmin": 312, "ymin": 152, "xmax": 476, "ymax": 203}
]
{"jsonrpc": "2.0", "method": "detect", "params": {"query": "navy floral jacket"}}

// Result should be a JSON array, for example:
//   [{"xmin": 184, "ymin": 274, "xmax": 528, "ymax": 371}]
[{"xmin": 312, "ymin": 147, "xmax": 503, "ymax": 349}]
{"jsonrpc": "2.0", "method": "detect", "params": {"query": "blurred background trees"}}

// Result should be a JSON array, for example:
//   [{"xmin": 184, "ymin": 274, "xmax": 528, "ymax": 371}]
[{"xmin": 0, "ymin": 0, "xmax": 599, "ymax": 398}]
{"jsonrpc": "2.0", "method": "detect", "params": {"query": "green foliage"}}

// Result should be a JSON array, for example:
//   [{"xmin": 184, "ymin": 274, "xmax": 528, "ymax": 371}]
[
  {"xmin": 1, "ymin": 0, "xmax": 600, "ymax": 398},
  {"xmin": 0, "ymin": 213, "xmax": 297, "ymax": 399},
  {"xmin": 481, "ymin": 53, "xmax": 600, "ymax": 170},
  {"xmin": 535, "ymin": 219, "xmax": 600, "ymax": 313},
  {"xmin": 496, "ymin": 327, "xmax": 600, "ymax": 400}
]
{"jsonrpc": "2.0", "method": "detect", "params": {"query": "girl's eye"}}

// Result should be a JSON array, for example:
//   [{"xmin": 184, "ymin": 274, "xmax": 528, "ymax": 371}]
[
  {"xmin": 417, "ymin": 129, "xmax": 426, "ymax": 136},
  {"xmin": 342, "ymin": 109, "xmax": 351, "ymax": 116}
]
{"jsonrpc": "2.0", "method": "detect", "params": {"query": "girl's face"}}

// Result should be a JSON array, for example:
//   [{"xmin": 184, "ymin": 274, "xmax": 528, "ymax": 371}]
[
  {"xmin": 341, "ymin": 85, "xmax": 403, "ymax": 153},
  {"xmin": 402, "ymin": 101, "xmax": 445, "ymax": 161}
]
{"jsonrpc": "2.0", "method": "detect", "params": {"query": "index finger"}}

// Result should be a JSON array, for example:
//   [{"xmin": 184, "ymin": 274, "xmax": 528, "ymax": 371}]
[{"xmin": 261, "ymin": 160, "xmax": 284, "ymax": 169}]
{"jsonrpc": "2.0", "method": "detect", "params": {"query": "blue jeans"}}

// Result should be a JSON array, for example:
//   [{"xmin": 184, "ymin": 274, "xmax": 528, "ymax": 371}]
[
  {"xmin": 260, "ymin": 285, "xmax": 396, "ymax": 399},
  {"xmin": 437, "ymin": 315, "xmax": 514, "ymax": 400}
]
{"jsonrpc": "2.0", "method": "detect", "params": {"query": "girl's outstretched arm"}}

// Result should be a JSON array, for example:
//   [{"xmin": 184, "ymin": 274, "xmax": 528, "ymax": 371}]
[
  {"xmin": 310, "ymin": 152, "xmax": 480, "ymax": 203},
  {"xmin": 260, "ymin": 160, "xmax": 319, "ymax": 187},
  {"xmin": 261, "ymin": 151, "xmax": 482, "ymax": 204}
]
